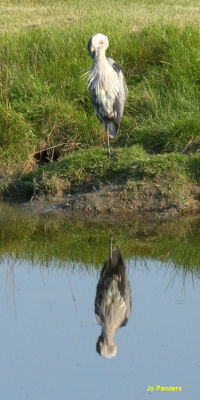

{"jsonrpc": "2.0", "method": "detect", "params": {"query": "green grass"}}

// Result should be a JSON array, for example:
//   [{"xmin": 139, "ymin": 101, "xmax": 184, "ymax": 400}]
[
  {"xmin": 3, "ymin": 145, "xmax": 200, "ymax": 204},
  {"xmin": 124, "ymin": 25, "xmax": 200, "ymax": 152},
  {"xmin": 0, "ymin": 1, "xmax": 200, "ymax": 204}
]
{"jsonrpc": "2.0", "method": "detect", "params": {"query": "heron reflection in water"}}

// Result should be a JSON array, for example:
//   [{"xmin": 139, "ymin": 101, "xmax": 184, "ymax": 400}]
[{"xmin": 95, "ymin": 236, "xmax": 131, "ymax": 358}]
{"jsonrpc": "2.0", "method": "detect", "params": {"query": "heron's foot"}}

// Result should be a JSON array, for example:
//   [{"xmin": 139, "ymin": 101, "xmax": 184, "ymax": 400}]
[{"xmin": 107, "ymin": 150, "xmax": 114, "ymax": 159}]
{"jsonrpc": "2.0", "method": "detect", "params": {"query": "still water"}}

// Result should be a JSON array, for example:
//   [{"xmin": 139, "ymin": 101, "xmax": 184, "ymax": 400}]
[{"xmin": 0, "ymin": 202, "xmax": 200, "ymax": 400}]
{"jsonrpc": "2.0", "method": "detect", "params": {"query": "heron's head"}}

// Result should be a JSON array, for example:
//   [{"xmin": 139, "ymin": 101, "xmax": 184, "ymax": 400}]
[
  {"xmin": 96, "ymin": 335, "xmax": 117, "ymax": 358},
  {"xmin": 87, "ymin": 33, "xmax": 109, "ymax": 59}
]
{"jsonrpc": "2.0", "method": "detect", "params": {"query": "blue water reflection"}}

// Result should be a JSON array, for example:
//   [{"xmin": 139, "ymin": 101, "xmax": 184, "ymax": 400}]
[{"xmin": 0, "ymin": 255, "xmax": 199, "ymax": 400}]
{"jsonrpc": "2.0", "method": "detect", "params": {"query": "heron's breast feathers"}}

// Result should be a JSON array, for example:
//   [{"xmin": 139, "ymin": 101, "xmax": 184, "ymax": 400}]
[
  {"xmin": 96, "ymin": 279, "xmax": 127, "ymax": 326},
  {"xmin": 88, "ymin": 63, "xmax": 120, "ymax": 117}
]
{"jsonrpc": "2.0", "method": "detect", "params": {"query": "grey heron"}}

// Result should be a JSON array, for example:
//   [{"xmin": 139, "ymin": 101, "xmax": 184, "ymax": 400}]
[
  {"xmin": 95, "ymin": 236, "xmax": 131, "ymax": 358},
  {"xmin": 87, "ymin": 33, "xmax": 128, "ymax": 159}
]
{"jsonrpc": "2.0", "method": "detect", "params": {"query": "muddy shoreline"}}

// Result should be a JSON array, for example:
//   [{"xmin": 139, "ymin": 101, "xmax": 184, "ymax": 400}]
[{"xmin": 23, "ymin": 179, "xmax": 200, "ymax": 221}]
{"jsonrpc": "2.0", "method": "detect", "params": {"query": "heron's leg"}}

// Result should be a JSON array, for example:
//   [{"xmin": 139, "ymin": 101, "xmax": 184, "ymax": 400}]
[
  {"xmin": 106, "ymin": 124, "xmax": 112, "ymax": 160},
  {"xmin": 110, "ymin": 233, "xmax": 113, "ymax": 261}
]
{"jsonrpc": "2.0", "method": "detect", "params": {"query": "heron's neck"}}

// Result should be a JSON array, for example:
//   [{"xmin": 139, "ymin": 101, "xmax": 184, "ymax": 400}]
[
  {"xmin": 95, "ymin": 47, "xmax": 107, "ymax": 68},
  {"xmin": 102, "ymin": 325, "xmax": 116, "ymax": 346}
]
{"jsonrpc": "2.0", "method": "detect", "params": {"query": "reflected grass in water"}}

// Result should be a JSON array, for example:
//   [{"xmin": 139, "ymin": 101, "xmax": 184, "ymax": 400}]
[{"xmin": 0, "ymin": 203, "xmax": 200, "ymax": 280}]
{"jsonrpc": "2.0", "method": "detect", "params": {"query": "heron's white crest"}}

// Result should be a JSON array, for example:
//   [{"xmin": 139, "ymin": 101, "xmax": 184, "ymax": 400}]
[
  {"xmin": 99, "ymin": 341, "xmax": 117, "ymax": 358},
  {"xmin": 90, "ymin": 33, "xmax": 109, "ymax": 53}
]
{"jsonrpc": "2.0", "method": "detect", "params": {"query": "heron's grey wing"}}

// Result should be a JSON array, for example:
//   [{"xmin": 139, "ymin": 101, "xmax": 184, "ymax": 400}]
[
  {"xmin": 111, "ymin": 60, "xmax": 128, "ymax": 100},
  {"xmin": 94, "ymin": 261, "xmax": 109, "ymax": 320},
  {"xmin": 108, "ymin": 248, "xmax": 131, "ymax": 327},
  {"xmin": 120, "ymin": 277, "xmax": 132, "ymax": 326},
  {"xmin": 107, "ymin": 58, "xmax": 128, "ymax": 138},
  {"xmin": 88, "ymin": 84, "xmax": 107, "ymax": 130}
]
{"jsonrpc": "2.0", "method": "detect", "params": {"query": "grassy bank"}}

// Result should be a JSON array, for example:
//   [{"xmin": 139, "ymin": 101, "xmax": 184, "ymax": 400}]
[
  {"xmin": 1, "ymin": 1, "xmax": 200, "ymax": 211},
  {"xmin": 3, "ymin": 145, "xmax": 200, "ymax": 203}
]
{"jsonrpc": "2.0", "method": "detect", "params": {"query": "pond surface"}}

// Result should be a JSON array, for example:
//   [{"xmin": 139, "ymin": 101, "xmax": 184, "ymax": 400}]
[{"xmin": 0, "ymin": 202, "xmax": 200, "ymax": 400}]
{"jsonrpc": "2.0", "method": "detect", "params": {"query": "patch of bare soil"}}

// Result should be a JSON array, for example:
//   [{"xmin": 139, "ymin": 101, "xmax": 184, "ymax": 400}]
[{"xmin": 25, "ymin": 178, "xmax": 200, "ymax": 221}]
